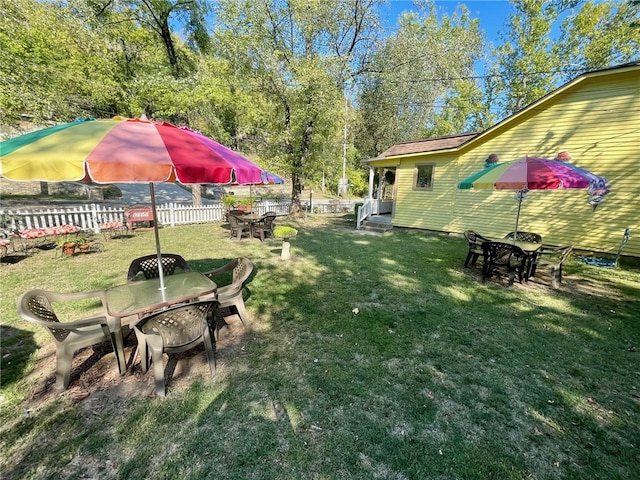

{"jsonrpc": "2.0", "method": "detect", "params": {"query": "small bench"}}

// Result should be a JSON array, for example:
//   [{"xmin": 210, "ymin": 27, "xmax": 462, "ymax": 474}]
[{"xmin": 125, "ymin": 207, "xmax": 155, "ymax": 230}]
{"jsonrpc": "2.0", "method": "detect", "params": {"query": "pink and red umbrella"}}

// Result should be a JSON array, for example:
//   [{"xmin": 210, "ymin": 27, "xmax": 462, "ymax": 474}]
[
  {"xmin": 0, "ymin": 116, "xmax": 284, "ymax": 292},
  {"xmin": 458, "ymin": 156, "xmax": 610, "ymax": 238}
]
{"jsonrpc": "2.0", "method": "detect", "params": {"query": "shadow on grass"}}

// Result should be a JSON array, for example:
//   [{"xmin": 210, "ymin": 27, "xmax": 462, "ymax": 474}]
[
  {"xmin": 0, "ymin": 325, "xmax": 36, "ymax": 388},
  {"xmin": 1, "ymin": 216, "xmax": 639, "ymax": 479},
  {"xmin": 110, "ymin": 234, "xmax": 136, "ymax": 240},
  {"xmin": 1, "ymin": 254, "xmax": 30, "ymax": 264}
]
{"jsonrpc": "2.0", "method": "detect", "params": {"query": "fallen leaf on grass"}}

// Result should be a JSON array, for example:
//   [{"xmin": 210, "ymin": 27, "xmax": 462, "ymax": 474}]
[{"xmin": 71, "ymin": 392, "xmax": 90, "ymax": 403}]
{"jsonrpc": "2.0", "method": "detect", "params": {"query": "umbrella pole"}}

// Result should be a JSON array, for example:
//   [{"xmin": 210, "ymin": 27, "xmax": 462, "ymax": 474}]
[
  {"xmin": 513, "ymin": 192, "xmax": 523, "ymax": 244},
  {"xmin": 149, "ymin": 183, "xmax": 166, "ymax": 299}
]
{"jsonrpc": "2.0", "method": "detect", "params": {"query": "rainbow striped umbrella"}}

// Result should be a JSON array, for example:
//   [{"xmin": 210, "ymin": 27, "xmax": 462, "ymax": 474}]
[
  {"xmin": 0, "ymin": 116, "xmax": 284, "ymax": 185},
  {"xmin": 458, "ymin": 156, "xmax": 609, "ymax": 237},
  {"xmin": 1, "ymin": 116, "xmax": 284, "ymax": 292}
]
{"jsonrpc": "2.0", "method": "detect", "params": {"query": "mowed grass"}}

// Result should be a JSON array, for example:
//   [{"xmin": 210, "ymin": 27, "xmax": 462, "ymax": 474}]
[{"xmin": 1, "ymin": 214, "xmax": 639, "ymax": 479}]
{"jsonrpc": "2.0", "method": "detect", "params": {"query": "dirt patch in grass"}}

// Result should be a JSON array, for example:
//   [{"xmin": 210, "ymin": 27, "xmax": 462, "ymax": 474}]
[
  {"xmin": 460, "ymin": 263, "xmax": 624, "ymax": 298},
  {"xmin": 24, "ymin": 309, "xmax": 250, "ymax": 410}
]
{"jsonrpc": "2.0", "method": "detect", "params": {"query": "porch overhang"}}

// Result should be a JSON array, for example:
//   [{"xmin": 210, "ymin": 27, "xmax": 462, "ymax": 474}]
[{"xmin": 361, "ymin": 156, "xmax": 401, "ymax": 168}]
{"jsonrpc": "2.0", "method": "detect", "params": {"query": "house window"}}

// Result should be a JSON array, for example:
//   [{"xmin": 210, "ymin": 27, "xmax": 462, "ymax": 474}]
[{"xmin": 413, "ymin": 164, "xmax": 435, "ymax": 190}]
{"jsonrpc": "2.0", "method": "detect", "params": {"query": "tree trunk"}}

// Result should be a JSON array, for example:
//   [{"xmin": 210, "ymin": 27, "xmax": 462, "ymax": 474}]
[
  {"xmin": 159, "ymin": 18, "xmax": 181, "ymax": 77},
  {"xmin": 192, "ymin": 184, "xmax": 202, "ymax": 206},
  {"xmin": 289, "ymin": 119, "xmax": 314, "ymax": 215}
]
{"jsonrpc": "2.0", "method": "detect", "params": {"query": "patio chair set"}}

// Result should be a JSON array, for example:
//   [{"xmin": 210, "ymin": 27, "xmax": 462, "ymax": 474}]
[
  {"xmin": 463, "ymin": 230, "xmax": 572, "ymax": 288},
  {"xmin": 228, "ymin": 211, "xmax": 277, "ymax": 241},
  {"xmin": 17, "ymin": 254, "xmax": 254, "ymax": 397}
]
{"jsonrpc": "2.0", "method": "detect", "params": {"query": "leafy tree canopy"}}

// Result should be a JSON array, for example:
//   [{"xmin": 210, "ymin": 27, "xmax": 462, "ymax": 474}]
[{"xmin": 1, "ymin": 0, "xmax": 638, "ymax": 205}]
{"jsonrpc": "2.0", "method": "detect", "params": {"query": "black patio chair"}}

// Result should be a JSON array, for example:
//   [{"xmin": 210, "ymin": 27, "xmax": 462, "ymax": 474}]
[
  {"xmin": 504, "ymin": 231, "xmax": 543, "ymax": 243},
  {"xmin": 482, "ymin": 241, "xmax": 527, "ymax": 286},
  {"xmin": 127, "ymin": 253, "xmax": 191, "ymax": 281},
  {"xmin": 252, "ymin": 213, "xmax": 277, "ymax": 241},
  {"xmin": 463, "ymin": 230, "xmax": 490, "ymax": 268}
]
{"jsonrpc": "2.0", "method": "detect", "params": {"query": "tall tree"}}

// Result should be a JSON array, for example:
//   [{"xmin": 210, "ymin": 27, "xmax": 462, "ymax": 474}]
[
  {"xmin": 485, "ymin": 0, "xmax": 560, "ymax": 117},
  {"xmin": 486, "ymin": 0, "xmax": 640, "ymax": 118},
  {"xmin": 87, "ymin": 0, "xmax": 233, "ymax": 126},
  {"xmin": 127, "ymin": 0, "xmax": 211, "ymax": 77},
  {"xmin": 354, "ymin": 5, "xmax": 484, "ymax": 156},
  {"xmin": 553, "ymin": 0, "xmax": 640, "ymax": 80},
  {"xmin": 0, "ymin": 0, "xmax": 125, "ymax": 125},
  {"xmin": 215, "ymin": 0, "xmax": 383, "ymax": 213},
  {"xmin": 424, "ymin": 78, "xmax": 494, "ymax": 138}
]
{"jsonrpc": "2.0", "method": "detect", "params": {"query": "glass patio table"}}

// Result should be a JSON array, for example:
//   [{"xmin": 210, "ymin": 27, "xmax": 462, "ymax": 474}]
[{"xmin": 105, "ymin": 271, "xmax": 217, "ymax": 321}]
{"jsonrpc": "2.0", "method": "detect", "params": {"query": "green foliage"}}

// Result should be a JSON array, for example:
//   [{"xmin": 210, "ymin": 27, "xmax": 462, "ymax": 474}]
[
  {"xmin": 55, "ymin": 235, "xmax": 91, "ymax": 248},
  {"xmin": 222, "ymin": 195, "xmax": 236, "ymax": 207},
  {"xmin": 272, "ymin": 225, "xmax": 298, "ymax": 239},
  {"xmin": 553, "ymin": 0, "xmax": 640, "ymax": 78},
  {"xmin": 56, "ymin": 237, "xmax": 76, "ymax": 248},
  {"xmin": 347, "ymin": 168, "xmax": 369, "ymax": 197},
  {"xmin": 0, "ymin": 0, "xmax": 124, "ymax": 122},
  {"xmin": 487, "ymin": 0, "xmax": 560, "ymax": 115},
  {"xmin": 424, "ymin": 79, "xmax": 495, "ymax": 137},
  {"xmin": 116, "ymin": 0, "xmax": 211, "ymax": 78},
  {"xmin": 354, "ymin": 5, "xmax": 484, "ymax": 156},
  {"xmin": 1, "ymin": 0, "xmax": 637, "ymax": 206},
  {"xmin": 215, "ymin": 0, "xmax": 382, "ymax": 210},
  {"xmin": 102, "ymin": 185, "xmax": 122, "ymax": 200},
  {"xmin": 236, "ymin": 197, "xmax": 253, "ymax": 207},
  {"xmin": 74, "ymin": 236, "xmax": 89, "ymax": 246},
  {"xmin": 486, "ymin": 0, "xmax": 640, "ymax": 118}
]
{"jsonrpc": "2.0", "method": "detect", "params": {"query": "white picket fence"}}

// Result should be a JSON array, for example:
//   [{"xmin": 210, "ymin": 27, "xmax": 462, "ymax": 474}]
[{"xmin": 1, "ymin": 200, "xmax": 292, "ymax": 233}]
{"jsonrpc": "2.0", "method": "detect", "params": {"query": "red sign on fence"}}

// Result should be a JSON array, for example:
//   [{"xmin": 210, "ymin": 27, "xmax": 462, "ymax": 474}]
[{"xmin": 125, "ymin": 207, "xmax": 155, "ymax": 230}]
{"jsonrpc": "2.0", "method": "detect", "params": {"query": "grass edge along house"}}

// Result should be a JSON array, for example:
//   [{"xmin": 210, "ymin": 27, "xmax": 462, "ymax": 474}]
[{"xmin": 361, "ymin": 62, "xmax": 639, "ymax": 258}]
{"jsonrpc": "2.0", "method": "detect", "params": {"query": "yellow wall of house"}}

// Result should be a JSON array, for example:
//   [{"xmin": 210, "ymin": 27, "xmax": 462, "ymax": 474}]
[
  {"xmin": 394, "ymin": 153, "xmax": 460, "ymax": 230},
  {"xmin": 390, "ymin": 68, "xmax": 640, "ymax": 257}
]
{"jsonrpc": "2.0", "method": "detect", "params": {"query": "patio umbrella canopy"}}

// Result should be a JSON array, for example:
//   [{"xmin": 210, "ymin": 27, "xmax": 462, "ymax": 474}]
[
  {"xmin": 0, "ymin": 116, "xmax": 285, "ymax": 294},
  {"xmin": 457, "ymin": 156, "xmax": 610, "ymax": 238}
]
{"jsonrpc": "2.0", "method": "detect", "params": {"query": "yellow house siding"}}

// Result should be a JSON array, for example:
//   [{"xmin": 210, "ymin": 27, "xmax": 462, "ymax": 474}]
[
  {"xmin": 394, "ymin": 153, "xmax": 459, "ymax": 230},
  {"xmin": 389, "ymin": 66, "xmax": 640, "ymax": 257}
]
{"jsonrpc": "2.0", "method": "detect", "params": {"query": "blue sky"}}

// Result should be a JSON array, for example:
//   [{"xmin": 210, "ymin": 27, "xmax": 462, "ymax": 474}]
[{"xmin": 381, "ymin": 0, "xmax": 515, "ymax": 47}]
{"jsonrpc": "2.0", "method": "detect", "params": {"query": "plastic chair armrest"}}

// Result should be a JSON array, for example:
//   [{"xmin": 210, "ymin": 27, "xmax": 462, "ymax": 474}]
[
  {"xmin": 202, "ymin": 263, "xmax": 235, "ymax": 278},
  {"xmin": 53, "ymin": 314, "xmax": 121, "ymax": 331},
  {"xmin": 50, "ymin": 289, "xmax": 109, "ymax": 305}
]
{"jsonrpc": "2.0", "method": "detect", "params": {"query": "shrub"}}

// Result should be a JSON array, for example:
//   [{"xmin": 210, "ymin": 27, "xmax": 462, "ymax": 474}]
[{"xmin": 273, "ymin": 226, "xmax": 298, "ymax": 240}]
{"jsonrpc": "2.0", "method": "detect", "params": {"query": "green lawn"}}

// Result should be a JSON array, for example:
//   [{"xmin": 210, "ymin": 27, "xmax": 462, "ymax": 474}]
[{"xmin": 1, "ymin": 214, "xmax": 639, "ymax": 479}]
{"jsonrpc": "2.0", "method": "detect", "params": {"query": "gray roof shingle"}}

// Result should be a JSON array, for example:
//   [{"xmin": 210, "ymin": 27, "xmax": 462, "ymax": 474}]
[{"xmin": 378, "ymin": 133, "xmax": 478, "ymax": 158}]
